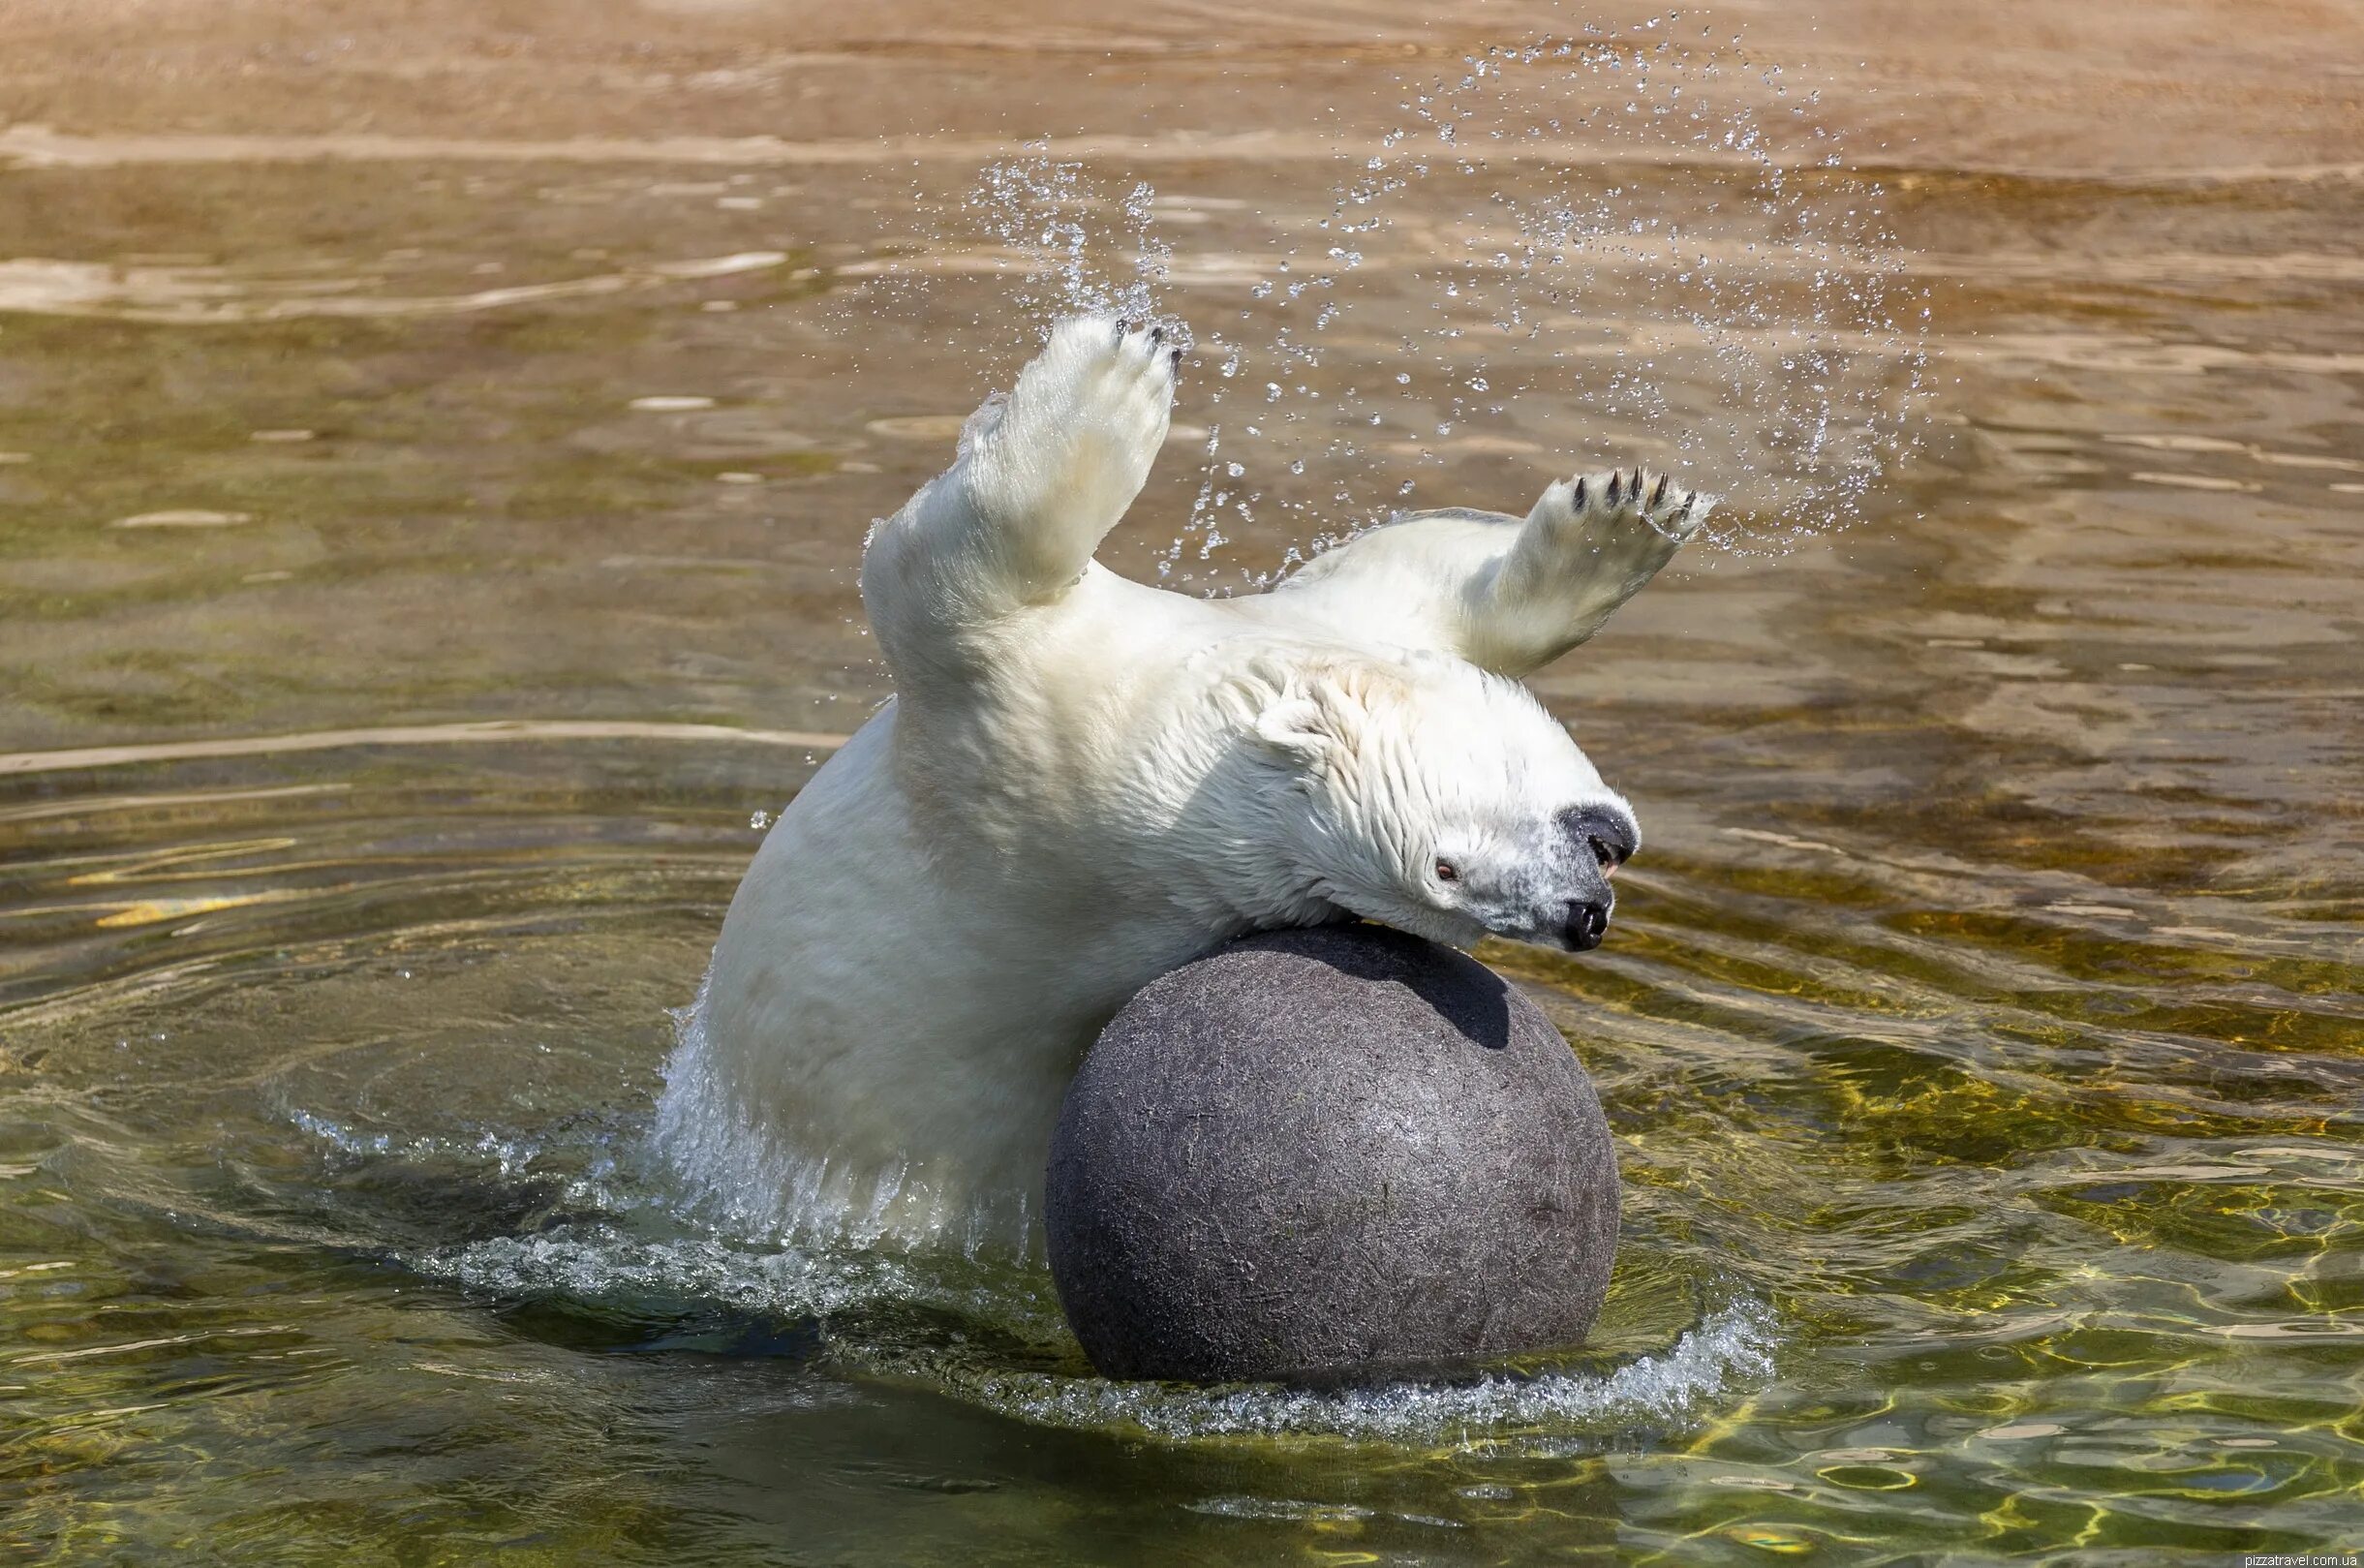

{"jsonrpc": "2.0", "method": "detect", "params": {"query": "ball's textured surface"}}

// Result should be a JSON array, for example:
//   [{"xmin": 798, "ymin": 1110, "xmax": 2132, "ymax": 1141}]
[{"xmin": 1045, "ymin": 925, "xmax": 1619, "ymax": 1385}]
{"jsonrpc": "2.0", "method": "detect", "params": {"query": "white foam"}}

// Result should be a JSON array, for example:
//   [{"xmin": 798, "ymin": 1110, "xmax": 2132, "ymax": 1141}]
[
  {"xmin": 412, "ymin": 1200, "xmax": 1779, "ymax": 1451},
  {"xmin": 914, "ymin": 1298, "xmax": 1781, "ymax": 1447},
  {"xmin": 327, "ymin": 982, "xmax": 1780, "ymax": 1453},
  {"xmin": 419, "ymin": 1227, "xmax": 911, "ymax": 1319}
]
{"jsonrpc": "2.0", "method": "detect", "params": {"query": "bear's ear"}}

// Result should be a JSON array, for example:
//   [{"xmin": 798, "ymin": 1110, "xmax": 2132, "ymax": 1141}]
[
  {"xmin": 1250, "ymin": 667, "xmax": 1371, "ymax": 772},
  {"xmin": 1252, "ymin": 691, "xmax": 1334, "ymax": 767}
]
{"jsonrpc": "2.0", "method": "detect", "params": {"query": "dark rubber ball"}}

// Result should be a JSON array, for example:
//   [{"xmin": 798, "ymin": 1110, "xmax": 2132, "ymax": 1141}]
[{"xmin": 1045, "ymin": 924, "xmax": 1619, "ymax": 1385}]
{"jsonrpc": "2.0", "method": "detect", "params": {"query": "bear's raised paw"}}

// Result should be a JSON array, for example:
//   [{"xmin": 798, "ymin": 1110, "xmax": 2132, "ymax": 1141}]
[
  {"xmin": 943, "ymin": 314, "xmax": 1180, "ymax": 580},
  {"xmin": 1528, "ymin": 467, "xmax": 1712, "ymax": 556}
]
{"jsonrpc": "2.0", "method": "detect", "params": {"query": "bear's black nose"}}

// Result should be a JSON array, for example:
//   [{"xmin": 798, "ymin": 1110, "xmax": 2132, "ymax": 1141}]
[
  {"xmin": 1565, "ymin": 900, "xmax": 1610, "ymax": 951},
  {"xmin": 1558, "ymin": 803, "xmax": 1638, "ymax": 872}
]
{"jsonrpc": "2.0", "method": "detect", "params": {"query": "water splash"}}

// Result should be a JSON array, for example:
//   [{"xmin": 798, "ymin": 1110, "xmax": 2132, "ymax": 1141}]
[
  {"xmin": 842, "ymin": 23, "xmax": 1929, "ymax": 578},
  {"xmin": 415, "ymin": 1188, "xmax": 1780, "ymax": 1450},
  {"xmin": 1175, "ymin": 31, "xmax": 1930, "ymax": 569},
  {"xmin": 964, "ymin": 149, "xmax": 1172, "ymax": 326},
  {"xmin": 649, "ymin": 978, "xmax": 1040, "ymax": 1257},
  {"xmin": 839, "ymin": 144, "xmax": 1177, "ymax": 360},
  {"xmin": 885, "ymin": 1298, "xmax": 1781, "ymax": 1449},
  {"xmin": 414, "ymin": 1223, "xmax": 1070, "ymax": 1344},
  {"xmin": 308, "ymin": 999, "xmax": 1782, "ymax": 1453}
]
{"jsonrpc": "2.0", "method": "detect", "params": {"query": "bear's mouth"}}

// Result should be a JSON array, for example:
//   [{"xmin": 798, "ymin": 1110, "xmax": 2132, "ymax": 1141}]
[{"xmin": 1494, "ymin": 906, "xmax": 1612, "ymax": 955}]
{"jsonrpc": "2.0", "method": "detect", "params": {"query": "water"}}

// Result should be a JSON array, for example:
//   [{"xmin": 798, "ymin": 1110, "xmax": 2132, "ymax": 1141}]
[{"xmin": 3, "ymin": 5, "xmax": 2361, "ymax": 1562}]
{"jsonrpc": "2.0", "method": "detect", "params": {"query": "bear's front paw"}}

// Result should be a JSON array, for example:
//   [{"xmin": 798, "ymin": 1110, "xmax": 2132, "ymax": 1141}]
[
  {"xmin": 966, "ymin": 314, "xmax": 1179, "ymax": 539},
  {"xmin": 1530, "ymin": 466, "xmax": 1711, "ymax": 553},
  {"xmin": 1017, "ymin": 314, "xmax": 1176, "ymax": 459},
  {"xmin": 1500, "ymin": 466, "xmax": 1715, "ymax": 630}
]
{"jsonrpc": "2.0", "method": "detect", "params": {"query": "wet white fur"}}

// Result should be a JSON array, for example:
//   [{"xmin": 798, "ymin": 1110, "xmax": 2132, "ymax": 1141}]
[{"xmin": 660, "ymin": 316, "xmax": 1709, "ymax": 1252}]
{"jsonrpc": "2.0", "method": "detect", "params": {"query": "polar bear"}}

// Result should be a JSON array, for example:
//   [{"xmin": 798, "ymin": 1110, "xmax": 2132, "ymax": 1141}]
[{"xmin": 657, "ymin": 315, "xmax": 1709, "ymax": 1253}]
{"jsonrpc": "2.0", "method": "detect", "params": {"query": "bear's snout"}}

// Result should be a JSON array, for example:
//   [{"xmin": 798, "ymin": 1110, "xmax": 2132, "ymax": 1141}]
[{"xmin": 1557, "ymin": 802, "xmax": 1638, "ymax": 874}]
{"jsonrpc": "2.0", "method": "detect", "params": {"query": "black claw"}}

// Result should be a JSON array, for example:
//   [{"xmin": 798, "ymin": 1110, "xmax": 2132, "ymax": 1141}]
[
  {"xmin": 1166, "ymin": 345, "xmax": 1182, "ymax": 371},
  {"xmin": 1148, "ymin": 324, "xmax": 1163, "ymax": 346},
  {"xmin": 1605, "ymin": 471, "xmax": 1622, "ymax": 506},
  {"xmin": 1649, "ymin": 474, "xmax": 1669, "ymax": 507},
  {"xmin": 1571, "ymin": 476, "xmax": 1587, "ymax": 507}
]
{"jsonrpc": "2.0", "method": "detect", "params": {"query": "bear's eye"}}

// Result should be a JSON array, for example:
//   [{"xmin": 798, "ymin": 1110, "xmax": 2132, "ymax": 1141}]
[
  {"xmin": 1589, "ymin": 837, "xmax": 1620, "ymax": 875},
  {"xmin": 1433, "ymin": 859, "xmax": 1459, "ymax": 884}
]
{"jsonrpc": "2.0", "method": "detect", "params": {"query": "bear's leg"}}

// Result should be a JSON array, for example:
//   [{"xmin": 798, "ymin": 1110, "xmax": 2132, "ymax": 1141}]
[
  {"xmin": 1461, "ymin": 468, "xmax": 1711, "ymax": 675},
  {"xmin": 864, "ymin": 316, "xmax": 1176, "ymax": 641},
  {"xmin": 1264, "ymin": 467, "xmax": 1711, "ymax": 679}
]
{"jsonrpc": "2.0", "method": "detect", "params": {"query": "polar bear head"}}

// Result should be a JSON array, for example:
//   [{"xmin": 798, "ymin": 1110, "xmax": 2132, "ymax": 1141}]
[{"xmin": 1249, "ymin": 652, "xmax": 1639, "ymax": 954}]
